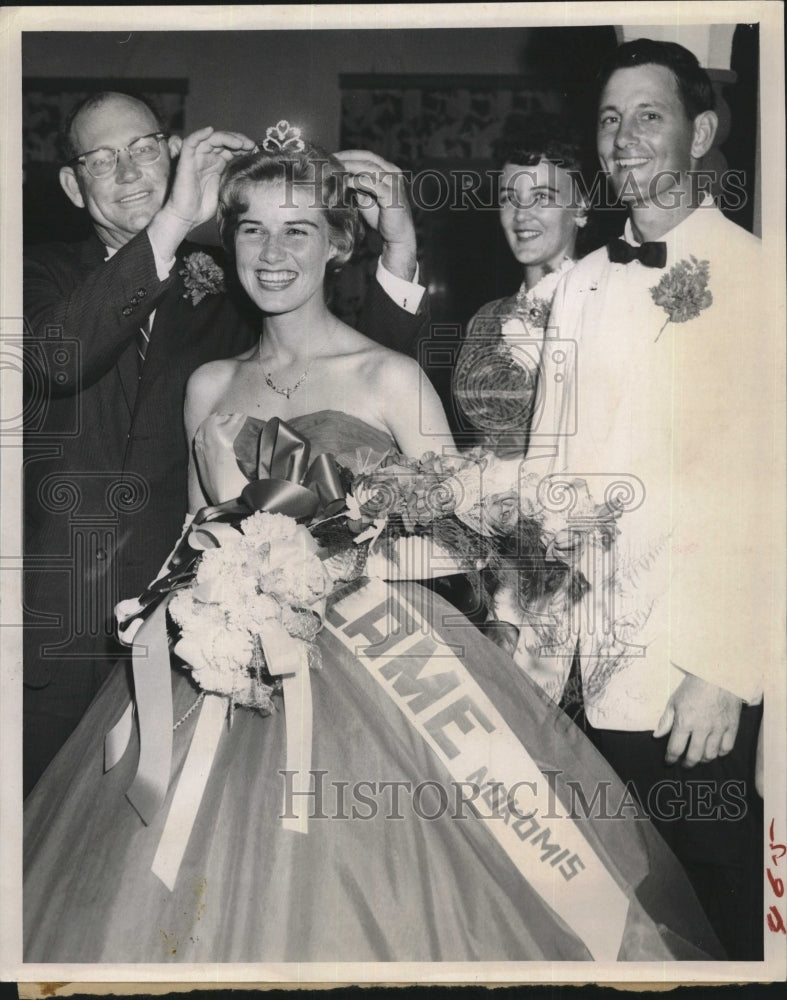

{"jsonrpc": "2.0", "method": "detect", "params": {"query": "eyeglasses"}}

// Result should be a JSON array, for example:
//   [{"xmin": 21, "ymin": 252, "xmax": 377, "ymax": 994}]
[{"xmin": 68, "ymin": 132, "xmax": 169, "ymax": 179}]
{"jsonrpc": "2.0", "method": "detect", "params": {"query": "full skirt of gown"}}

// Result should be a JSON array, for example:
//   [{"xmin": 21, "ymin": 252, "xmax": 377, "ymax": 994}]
[{"xmin": 23, "ymin": 412, "xmax": 723, "ymax": 964}]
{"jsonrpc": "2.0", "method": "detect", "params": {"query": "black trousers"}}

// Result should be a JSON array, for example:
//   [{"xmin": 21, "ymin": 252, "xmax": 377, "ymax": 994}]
[
  {"xmin": 581, "ymin": 702, "xmax": 764, "ymax": 961},
  {"xmin": 23, "ymin": 658, "xmax": 116, "ymax": 798}
]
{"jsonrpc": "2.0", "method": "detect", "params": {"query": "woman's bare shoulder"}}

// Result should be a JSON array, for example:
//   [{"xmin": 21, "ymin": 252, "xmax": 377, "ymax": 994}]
[
  {"xmin": 186, "ymin": 354, "xmax": 246, "ymax": 396},
  {"xmin": 370, "ymin": 344, "xmax": 423, "ymax": 386},
  {"xmin": 335, "ymin": 321, "xmax": 419, "ymax": 371},
  {"xmin": 184, "ymin": 356, "xmax": 247, "ymax": 434}
]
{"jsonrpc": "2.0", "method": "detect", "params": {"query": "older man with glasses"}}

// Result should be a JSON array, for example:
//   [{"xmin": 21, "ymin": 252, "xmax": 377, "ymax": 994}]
[{"xmin": 23, "ymin": 91, "xmax": 426, "ymax": 794}]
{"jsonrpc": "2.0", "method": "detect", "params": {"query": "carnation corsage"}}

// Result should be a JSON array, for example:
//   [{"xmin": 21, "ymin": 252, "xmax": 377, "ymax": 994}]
[
  {"xmin": 169, "ymin": 511, "xmax": 329, "ymax": 713},
  {"xmin": 179, "ymin": 251, "xmax": 226, "ymax": 306},
  {"xmin": 650, "ymin": 255, "xmax": 712, "ymax": 340}
]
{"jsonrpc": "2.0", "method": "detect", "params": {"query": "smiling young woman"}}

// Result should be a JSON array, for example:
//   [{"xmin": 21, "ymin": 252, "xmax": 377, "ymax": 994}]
[{"xmin": 183, "ymin": 132, "xmax": 452, "ymax": 493}]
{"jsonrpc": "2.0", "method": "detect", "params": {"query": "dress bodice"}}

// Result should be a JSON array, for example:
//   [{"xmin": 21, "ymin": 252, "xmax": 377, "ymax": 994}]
[
  {"xmin": 452, "ymin": 294, "xmax": 539, "ymax": 458},
  {"xmin": 452, "ymin": 260, "xmax": 577, "ymax": 458},
  {"xmin": 194, "ymin": 410, "xmax": 396, "ymax": 503}
]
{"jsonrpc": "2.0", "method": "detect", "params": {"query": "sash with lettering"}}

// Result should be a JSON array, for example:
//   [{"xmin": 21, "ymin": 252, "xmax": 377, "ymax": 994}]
[{"xmin": 320, "ymin": 577, "xmax": 721, "ymax": 962}]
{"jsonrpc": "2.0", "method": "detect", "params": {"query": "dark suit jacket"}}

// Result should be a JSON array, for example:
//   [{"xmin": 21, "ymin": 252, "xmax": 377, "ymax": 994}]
[{"xmin": 23, "ymin": 231, "xmax": 427, "ymax": 689}]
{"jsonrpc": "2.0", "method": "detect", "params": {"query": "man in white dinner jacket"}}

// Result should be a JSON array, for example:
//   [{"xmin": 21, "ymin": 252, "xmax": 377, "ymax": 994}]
[{"xmin": 532, "ymin": 38, "xmax": 779, "ymax": 960}]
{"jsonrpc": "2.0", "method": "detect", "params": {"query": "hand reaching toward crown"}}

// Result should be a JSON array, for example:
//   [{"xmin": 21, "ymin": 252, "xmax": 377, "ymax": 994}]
[{"xmin": 335, "ymin": 149, "xmax": 418, "ymax": 283}]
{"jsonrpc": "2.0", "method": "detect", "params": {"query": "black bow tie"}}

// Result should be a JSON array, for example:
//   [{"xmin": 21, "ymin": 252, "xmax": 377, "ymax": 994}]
[{"xmin": 607, "ymin": 238, "xmax": 667, "ymax": 269}]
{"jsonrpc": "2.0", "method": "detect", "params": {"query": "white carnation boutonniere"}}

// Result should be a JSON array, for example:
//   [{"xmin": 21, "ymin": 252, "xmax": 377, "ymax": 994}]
[
  {"xmin": 179, "ymin": 251, "xmax": 226, "ymax": 307},
  {"xmin": 649, "ymin": 255, "xmax": 712, "ymax": 342}
]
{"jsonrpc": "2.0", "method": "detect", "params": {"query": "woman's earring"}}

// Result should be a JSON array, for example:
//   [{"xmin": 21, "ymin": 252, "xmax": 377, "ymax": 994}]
[{"xmin": 576, "ymin": 214, "xmax": 588, "ymax": 229}]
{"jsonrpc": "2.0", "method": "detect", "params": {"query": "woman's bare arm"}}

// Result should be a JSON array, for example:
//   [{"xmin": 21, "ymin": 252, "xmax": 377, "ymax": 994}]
[{"xmin": 377, "ymin": 353, "xmax": 455, "ymax": 458}]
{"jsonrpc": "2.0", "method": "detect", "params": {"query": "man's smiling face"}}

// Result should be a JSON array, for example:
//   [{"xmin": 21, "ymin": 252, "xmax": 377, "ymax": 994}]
[
  {"xmin": 597, "ymin": 63, "xmax": 698, "ymax": 206},
  {"xmin": 63, "ymin": 94, "xmax": 178, "ymax": 249}
]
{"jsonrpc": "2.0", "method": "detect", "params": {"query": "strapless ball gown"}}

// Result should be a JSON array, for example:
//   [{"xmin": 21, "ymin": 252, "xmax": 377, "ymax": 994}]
[{"xmin": 23, "ymin": 411, "xmax": 722, "ymax": 964}]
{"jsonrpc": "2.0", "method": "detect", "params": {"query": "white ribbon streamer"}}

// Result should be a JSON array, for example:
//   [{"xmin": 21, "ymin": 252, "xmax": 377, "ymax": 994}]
[
  {"xmin": 261, "ymin": 621, "xmax": 314, "ymax": 834},
  {"xmin": 151, "ymin": 693, "xmax": 228, "ymax": 890}
]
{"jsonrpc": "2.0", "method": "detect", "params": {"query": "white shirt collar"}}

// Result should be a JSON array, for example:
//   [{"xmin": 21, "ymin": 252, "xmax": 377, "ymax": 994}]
[{"xmin": 623, "ymin": 193, "xmax": 715, "ymax": 246}]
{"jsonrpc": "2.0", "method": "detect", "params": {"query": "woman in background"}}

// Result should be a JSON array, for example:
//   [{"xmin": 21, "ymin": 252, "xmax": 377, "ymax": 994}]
[{"xmin": 453, "ymin": 115, "xmax": 592, "ymax": 458}]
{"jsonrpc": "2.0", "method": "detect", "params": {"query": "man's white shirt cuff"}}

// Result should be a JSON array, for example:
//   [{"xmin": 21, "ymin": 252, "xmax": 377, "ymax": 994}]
[
  {"xmin": 376, "ymin": 260, "xmax": 425, "ymax": 315},
  {"xmin": 148, "ymin": 237, "xmax": 177, "ymax": 281}
]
